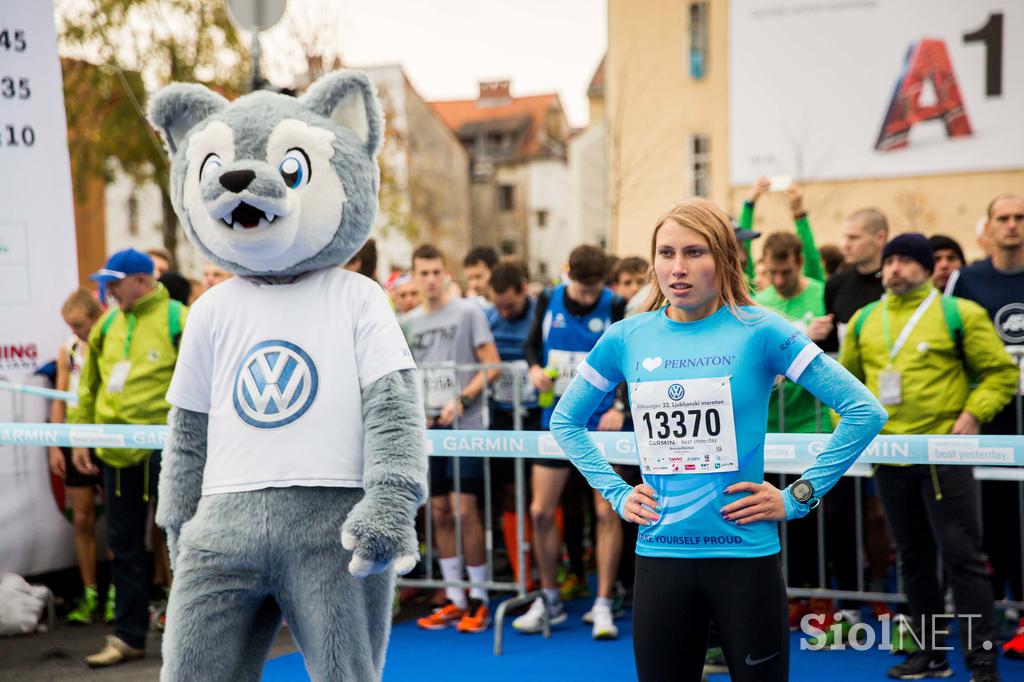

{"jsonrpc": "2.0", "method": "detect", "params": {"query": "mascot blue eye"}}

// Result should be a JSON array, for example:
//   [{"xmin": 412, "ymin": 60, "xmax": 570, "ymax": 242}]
[
  {"xmin": 199, "ymin": 153, "xmax": 222, "ymax": 184},
  {"xmin": 279, "ymin": 148, "xmax": 311, "ymax": 190}
]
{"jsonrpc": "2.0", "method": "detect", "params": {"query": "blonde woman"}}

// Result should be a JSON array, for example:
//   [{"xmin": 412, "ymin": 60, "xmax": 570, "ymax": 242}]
[{"xmin": 550, "ymin": 198, "xmax": 887, "ymax": 681}]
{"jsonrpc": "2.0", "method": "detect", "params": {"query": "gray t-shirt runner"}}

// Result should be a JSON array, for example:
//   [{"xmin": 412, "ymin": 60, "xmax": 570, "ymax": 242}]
[{"xmin": 404, "ymin": 297, "xmax": 494, "ymax": 429}]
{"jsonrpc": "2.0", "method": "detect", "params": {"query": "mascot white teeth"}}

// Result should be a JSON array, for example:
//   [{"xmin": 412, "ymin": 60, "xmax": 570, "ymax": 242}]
[{"xmin": 148, "ymin": 71, "xmax": 428, "ymax": 681}]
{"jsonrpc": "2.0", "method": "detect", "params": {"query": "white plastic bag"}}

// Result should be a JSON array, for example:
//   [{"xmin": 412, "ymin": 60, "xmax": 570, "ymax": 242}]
[{"xmin": 0, "ymin": 573, "xmax": 49, "ymax": 636}]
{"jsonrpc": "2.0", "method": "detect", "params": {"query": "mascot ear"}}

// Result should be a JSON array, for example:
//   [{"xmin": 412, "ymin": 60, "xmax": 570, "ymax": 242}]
[
  {"xmin": 148, "ymin": 83, "xmax": 229, "ymax": 155},
  {"xmin": 301, "ymin": 70, "xmax": 383, "ymax": 159}
]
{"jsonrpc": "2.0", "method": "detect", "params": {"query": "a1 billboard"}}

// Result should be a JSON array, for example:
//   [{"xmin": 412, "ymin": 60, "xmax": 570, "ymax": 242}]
[{"xmin": 729, "ymin": 1, "xmax": 1023, "ymax": 184}]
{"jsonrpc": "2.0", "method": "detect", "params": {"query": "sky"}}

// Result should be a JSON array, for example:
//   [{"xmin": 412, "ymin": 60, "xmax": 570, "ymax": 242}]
[{"xmin": 256, "ymin": 0, "xmax": 607, "ymax": 128}]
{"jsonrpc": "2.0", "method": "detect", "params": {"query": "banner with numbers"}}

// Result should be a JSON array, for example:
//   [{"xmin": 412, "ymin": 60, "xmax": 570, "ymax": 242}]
[
  {"xmin": 0, "ymin": 1, "xmax": 79, "ymax": 379},
  {"xmin": 0, "ymin": 1, "xmax": 79, "ymax": 576},
  {"xmin": 729, "ymin": 1, "xmax": 1024, "ymax": 184}
]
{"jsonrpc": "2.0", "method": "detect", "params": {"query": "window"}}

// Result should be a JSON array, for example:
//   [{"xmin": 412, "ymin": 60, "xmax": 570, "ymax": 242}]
[
  {"xmin": 536, "ymin": 209, "xmax": 548, "ymax": 228},
  {"xmin": 688, "ymin": 135, "xmax": 710, "ymax": 197},
  {"xmin": 688, "ymin": 2, "xmax": 708, "ymax": 80},
  {"xmin": 500, "ymin": 239, "xmax": 517, "ymax": 255},
  {"xmin": 498, "ymin": 184, "xmax": 515, "ymax": 212}
]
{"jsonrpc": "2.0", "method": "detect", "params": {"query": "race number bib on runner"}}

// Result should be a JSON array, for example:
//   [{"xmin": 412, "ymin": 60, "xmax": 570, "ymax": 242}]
[
  {"xmin": 494, "ymin": 360, "xmax": 538, "ymax": 405},
  {"xmin": 548, "ymin": 349, "xmax": 588, "ymax": 397},
  {"xmin": 423, "ymin": 368, "xmax": 458, "ymax": 411},
  {"xmin": 629, "ymin": 376, "xmax": 738, "ymax": 475}
]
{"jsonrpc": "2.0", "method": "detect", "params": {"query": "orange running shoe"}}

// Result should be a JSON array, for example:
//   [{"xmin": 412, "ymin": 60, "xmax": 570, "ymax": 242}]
[
  {"xmin": 456, "ymin": 599, "xmax": 491, "ymax": 634},
  {"xmin": 416, "ymin": 601, "xmax": 465, "ymax": 630}
]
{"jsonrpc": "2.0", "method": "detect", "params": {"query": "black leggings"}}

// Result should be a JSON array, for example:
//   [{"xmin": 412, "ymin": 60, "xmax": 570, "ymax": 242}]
[{"xmin": 633, "ymin": 554, "xmax": 788, "ymax": 682}]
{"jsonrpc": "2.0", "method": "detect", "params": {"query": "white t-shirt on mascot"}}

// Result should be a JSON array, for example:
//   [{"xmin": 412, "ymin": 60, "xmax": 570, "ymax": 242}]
[{"xmin": 166, "ymin": 268, "xmax": 417, "ymax": 495}]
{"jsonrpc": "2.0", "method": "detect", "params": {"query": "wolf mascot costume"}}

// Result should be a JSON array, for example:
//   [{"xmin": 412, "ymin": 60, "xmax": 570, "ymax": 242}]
[{"xmin": 147, "ymin": 71, "xmax": 428, "ymax": 681}]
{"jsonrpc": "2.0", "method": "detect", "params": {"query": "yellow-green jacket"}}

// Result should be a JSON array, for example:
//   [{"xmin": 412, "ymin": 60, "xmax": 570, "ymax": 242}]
[
  {"xmin": 68, "ymin": 283, "xmax": 187, "ymax": 467},
  {"xmin": 838, "ymin": 282, "xmax": 1017, "ymax": 435}
]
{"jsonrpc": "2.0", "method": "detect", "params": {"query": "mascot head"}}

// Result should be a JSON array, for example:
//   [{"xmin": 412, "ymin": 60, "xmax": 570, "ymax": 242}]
[{"xmin": 148, "ymin": 71, "xmax": 382, "ymax": 277}]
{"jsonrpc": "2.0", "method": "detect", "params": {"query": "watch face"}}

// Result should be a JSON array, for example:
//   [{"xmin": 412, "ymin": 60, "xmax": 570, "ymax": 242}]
[{"xmin": 793, "ymin": 480, "xmax": 813, "ymax": 502}]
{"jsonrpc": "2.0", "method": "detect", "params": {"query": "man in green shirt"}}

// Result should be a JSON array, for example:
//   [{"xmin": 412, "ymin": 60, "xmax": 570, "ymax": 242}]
[{"xmin": 754, "ymin": 233, "xmax": 832, "ymax": 433}]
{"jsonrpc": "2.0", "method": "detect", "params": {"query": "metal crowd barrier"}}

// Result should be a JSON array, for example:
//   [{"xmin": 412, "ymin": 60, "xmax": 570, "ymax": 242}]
[
  {"xmin": 2, "ymin": 349, "xmax": 1023, "ymax": 654},
  {"xmin": 772, "ymin": 346, "xmax": 1024, "ymax": 614}
]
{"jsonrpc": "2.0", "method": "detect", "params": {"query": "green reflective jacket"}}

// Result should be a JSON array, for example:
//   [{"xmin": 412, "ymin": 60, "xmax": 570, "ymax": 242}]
[
  {"xmin": 68, "ymin": 283, "xmax": 187, "ymax": 467},
  {"xmin": 838, "ymin": 282, "xmax": 1018, "ymax": 435}
]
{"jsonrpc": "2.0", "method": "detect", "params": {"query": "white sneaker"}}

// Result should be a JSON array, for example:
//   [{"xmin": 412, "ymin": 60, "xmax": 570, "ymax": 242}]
[
  {"xmin": 591, "ymin": 604, "xmax": 618, "ymax": 640},
  {"xmin": 512, "ymin": 597, "xmax": 567, "ymax": 634}
]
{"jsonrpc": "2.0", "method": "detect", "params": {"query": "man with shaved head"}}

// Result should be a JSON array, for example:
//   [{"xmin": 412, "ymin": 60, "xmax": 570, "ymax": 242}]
[{"xmin": 821, "ymin": 208, "xmax": 889, "ymax": 353}]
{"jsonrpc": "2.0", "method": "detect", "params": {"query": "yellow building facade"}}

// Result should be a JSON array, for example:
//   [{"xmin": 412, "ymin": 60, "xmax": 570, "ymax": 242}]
[{"xmin": 605, "ymin": 0, "xmax": 1024, "ymax": 261}]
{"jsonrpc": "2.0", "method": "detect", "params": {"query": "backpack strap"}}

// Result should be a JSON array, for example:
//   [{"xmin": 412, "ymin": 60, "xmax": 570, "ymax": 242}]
[
  {"xmin": 167, "ymin": 299, "xmax": 184, "ymax": 350},
  {"xmin": 940, "ymin": 295, "xmax": 964, "ymax": 358},
  {"xmin": 851, "ymin": 300, "xmax": 882, "ymax": 342}
]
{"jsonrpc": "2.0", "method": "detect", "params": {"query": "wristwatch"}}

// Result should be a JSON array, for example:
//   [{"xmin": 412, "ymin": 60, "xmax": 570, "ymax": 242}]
[
  {"xmin": 459, "ymin": 394, "xmax": 474, "ymax": 410},
  {"xmin": 790, "ymin": 479, "xmax": 815, "ymax": 504},
  {"xmin": 613, "ymin": 399, "xmax": 627, "ymax": 412}
]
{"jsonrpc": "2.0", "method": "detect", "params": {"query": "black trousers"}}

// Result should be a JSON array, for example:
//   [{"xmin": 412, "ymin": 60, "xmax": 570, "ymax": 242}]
[
  {"xmin": 633, "ymin": 554, "xmax": 788, "ymax": 682},
  {"xmin": 981, "ymin": 402, "xmax": 1023, "ymax": 601},
  {"xmin": 875, "ymin": 464, "xmax": 997, "ymax": 668},
  {"xmin": 103, "ymin": 452, "xmax": 161, "ymax": 650}
]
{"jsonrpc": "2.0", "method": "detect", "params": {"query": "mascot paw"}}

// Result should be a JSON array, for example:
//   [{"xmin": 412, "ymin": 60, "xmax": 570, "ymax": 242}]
[
  {"xmin": 392, "ymin": 554, "xmax": 417, "ymax": 576},
  {"xmin": 341, "ymin": 526, "xmax": 419, "ymax": 578}
]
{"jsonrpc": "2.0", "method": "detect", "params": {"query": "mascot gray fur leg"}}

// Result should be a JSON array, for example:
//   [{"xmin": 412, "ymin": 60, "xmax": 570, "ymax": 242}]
[
  {"xmin": 163, "ymin": 488, "xmax": 392, "ymax": 681},
  {"xmin": 158, "ymin": 369, "xmax": 427, "ymax": 680}
]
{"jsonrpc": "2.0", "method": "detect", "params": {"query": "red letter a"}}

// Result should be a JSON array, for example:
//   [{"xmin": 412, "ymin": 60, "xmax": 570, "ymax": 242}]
[{"xmin": 875, "ymin": 39, "xmax": 973, "ymax": 152}]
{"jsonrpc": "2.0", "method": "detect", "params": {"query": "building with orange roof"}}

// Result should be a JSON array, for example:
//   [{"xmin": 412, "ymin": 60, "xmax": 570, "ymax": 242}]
[{"xmin": 431, "ymin": 80, "xmax": 573, "ymax": 281}]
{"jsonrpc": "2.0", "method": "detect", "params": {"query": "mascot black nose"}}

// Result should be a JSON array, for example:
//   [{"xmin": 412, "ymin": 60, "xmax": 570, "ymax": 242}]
[{"xmin": 219, "ymin": 169, "xmax": 255, "ymax": 193}]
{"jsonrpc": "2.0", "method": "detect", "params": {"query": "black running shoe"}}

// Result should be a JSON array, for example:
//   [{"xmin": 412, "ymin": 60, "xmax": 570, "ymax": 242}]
[{"xmin": 888, "ymin": 651, "xmax": 953, "ymax": 679}]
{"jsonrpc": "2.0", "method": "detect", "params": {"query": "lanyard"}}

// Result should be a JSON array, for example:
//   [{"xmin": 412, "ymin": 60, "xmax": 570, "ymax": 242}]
[
  {"xmin": 123, "ymin": 313, "xmax": 137, "ymax": 359},
  {"xmin": 881, "ymin": 289, "xmax": 937, "ymax": 363}
]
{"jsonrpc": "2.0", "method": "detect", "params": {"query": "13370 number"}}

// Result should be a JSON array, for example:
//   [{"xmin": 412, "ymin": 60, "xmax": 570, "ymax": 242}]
[{"xmin": 642, "ymin": 408, "xmax": 721, "ymax": 440}]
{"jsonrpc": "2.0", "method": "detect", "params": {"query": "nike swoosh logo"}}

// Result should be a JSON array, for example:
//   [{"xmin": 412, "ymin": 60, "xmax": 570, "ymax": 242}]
[{"xmin": 745, "ymin": 651, "xmax": 780, "ymax": 666}]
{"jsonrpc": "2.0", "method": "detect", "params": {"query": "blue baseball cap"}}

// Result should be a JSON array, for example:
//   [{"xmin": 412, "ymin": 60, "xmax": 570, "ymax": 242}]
[{"xmin": 89, "ymin": 248, "xmax": 155, "ymax": 283}]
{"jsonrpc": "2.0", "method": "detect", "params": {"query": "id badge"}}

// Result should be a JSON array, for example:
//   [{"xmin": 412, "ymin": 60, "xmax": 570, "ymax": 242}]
[
  {"xmin": 106, "ymin": 361, "xmax": 132, "ymax": 394},
  {"xmin": 878, "ymin": 368, "xmax": 901, "ymax": 406}
]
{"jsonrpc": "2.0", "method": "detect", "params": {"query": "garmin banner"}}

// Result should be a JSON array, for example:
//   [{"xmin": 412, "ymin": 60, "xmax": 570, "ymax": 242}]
[
  {"xmin": 3, "ymin": 423, "xmax": 1023, "ymax": 469},
  {"xmin": 729, "ymin": 0, "xmax": 1024, "ymax": 184}
]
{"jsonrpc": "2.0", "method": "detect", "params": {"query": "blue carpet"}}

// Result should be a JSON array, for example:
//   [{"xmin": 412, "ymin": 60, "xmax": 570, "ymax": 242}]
[{"xmin": 261, "ymin": 605, "xmax": 1024, "ymax": 681}]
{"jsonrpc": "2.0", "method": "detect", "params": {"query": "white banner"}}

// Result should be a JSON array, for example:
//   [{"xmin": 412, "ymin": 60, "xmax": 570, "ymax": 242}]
[
  {"xmin": 0, "ymin": 1, "xmax": 79, "ymax": 380},
  {"xmin": 0, "ymin": 1, "xmax": 80, "ymax": 576},
  {"xmin": 729, "ymin": 0, "xmax": 1024, "ymax": 184},
  {"xmin": 0, "ymin": 380, "xmax": 75, "ymax": 576}
]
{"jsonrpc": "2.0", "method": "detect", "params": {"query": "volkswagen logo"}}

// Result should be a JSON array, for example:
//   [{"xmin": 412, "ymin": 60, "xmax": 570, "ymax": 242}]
[
  {"xmin": 233, "ymin": 340, "xmax": 318, "ymax": 429},
  {"xmin": 667, "ymin": 383, "xmax": 685, "ymax": 401}
]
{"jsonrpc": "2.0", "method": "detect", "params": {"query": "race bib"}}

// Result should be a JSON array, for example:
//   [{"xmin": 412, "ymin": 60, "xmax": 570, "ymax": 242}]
[
  {"xmin": 629, "ymin": 376, "xmax": 738, "ymax": 475},
  {"xmin": 548, "ymin": 349, "xmax": 588, "ymax": 397},
  {"xmin": 494, "ymin": 360, "xmax": 538, "ymax": 405},
  {"xmin": 106, "ymin": 361, "xmax": 132, "ymax": 394},
  {"xmin": 423, "ymin": 368, "xmax": 458, "ymax": 411}
]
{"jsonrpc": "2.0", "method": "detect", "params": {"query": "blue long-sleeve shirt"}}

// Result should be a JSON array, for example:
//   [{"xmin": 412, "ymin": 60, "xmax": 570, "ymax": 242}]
[{"xmin": 551, "ymin": 306, "xmax": 887, "ymax": 559}]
